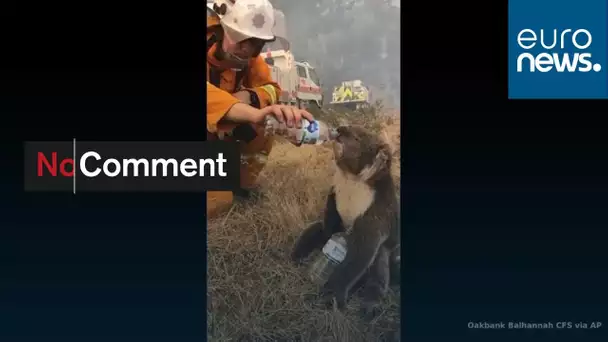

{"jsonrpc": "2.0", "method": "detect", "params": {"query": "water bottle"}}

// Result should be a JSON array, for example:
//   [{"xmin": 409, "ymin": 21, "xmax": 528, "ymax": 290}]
[
  {"xmin": 264, "ymin": 116, "xmax": 338, "ymax": 146},
  {"xmin": 308, "ymin": 232, "xmax": 348, "ymax": 286}
]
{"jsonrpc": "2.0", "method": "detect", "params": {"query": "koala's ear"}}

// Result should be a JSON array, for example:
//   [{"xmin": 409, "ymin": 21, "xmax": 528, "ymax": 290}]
[{"xmin": 359, "ymin": 143, "xmax": 391, "ymax": 182}]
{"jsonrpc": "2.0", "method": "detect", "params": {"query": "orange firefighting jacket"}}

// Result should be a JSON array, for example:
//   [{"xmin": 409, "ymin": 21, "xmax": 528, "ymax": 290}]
[
  {"xmin": 206, "ymin": 14, "xmax": 281, "ymax": 134},
  {"xmin": 206, "ymin": 13, "xmax": 281, "ymax": 218}
]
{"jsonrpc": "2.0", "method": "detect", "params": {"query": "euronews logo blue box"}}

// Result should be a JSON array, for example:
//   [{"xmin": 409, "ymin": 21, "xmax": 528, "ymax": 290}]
[{"xmin": 508, "ymin": 0, "xmax": 608, "ymax": 99}]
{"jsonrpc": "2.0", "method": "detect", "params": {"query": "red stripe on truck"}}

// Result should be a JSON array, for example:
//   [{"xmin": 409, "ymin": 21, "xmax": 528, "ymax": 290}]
[{"xmin": 297, "ymin": 86, "xmax": 322, "ymax": 94}]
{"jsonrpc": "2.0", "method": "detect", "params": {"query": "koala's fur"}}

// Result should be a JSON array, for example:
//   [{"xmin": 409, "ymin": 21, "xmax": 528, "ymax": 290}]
[{"xmin": 292, "ymin": 125, "xmax": 400, "ymax": 310}]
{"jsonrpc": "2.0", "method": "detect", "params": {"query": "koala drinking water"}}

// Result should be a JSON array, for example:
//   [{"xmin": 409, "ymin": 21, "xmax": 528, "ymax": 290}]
[{"xmin": 292, "ymin": 125, "xmax": 400, "ymax": 310}]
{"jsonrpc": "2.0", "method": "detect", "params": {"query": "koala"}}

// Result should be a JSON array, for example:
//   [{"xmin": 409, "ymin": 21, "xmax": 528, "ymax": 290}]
[{"xmin": 292, "ymin": 125, "xmax": 400, "ymax": 310}]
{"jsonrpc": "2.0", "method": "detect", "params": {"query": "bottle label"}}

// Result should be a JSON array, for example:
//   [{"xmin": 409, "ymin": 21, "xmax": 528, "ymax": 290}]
[
  {"xmin": 301, "ymin": 120, "xmax": 320, "ymax": 145},
  {"xmin": 322, "ymin": 238, "xmax": 347, "ymax": 263}
]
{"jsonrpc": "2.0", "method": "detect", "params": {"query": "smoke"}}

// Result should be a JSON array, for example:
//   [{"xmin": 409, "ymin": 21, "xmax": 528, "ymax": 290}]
[{"xmin": 270, "ymin": 0, "xmax": 401, "ymax": 108}]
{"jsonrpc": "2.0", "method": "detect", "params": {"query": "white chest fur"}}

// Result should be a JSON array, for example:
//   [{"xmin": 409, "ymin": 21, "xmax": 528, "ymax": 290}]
[{"xmin": 333, "ymin": 167, "xmax": 376, "ymax": 230}]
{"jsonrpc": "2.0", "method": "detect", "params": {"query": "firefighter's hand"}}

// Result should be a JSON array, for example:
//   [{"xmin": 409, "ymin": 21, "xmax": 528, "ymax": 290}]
[{"xmin": 259, "ymin": 104, "xmax": 314, "ymax": 128}]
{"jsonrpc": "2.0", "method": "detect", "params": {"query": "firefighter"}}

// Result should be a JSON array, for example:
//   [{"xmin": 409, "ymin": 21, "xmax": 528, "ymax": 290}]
[{"xmin": 206, "ymin": 0, "xmax": 314, "ymax": 218}]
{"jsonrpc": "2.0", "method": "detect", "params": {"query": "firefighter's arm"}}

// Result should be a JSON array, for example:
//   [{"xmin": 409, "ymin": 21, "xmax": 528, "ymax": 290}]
[
  {"xmin": 206, "ymin": 81, "xmax": 263, "ymax": 133},
  {"xmin": 241, "ymin": 56, "xmax": 281, "ymax": 109}
]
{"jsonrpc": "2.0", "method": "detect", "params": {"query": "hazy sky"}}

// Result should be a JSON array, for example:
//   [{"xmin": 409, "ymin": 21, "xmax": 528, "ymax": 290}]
[{"xmin": 271, "ymin": 0, "xmax": 401, "ymax": 108}]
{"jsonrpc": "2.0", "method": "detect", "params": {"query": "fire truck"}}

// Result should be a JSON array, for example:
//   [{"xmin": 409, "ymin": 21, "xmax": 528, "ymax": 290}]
[
  {"xmin": 330, "ymin": 79, "xmax": 373, "ymax": 110},
  {"xmin": 261, "ymin": 9, "xmax": 323, "ymax": 109}
]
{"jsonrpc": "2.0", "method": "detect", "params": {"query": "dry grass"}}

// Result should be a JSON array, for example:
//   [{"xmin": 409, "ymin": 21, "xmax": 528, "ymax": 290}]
[{"xmin": 207, "ymin": 109, "xmax": 401, "ymax": 342}]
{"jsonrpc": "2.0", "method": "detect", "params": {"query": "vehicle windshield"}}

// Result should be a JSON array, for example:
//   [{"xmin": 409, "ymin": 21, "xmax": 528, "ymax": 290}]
[{"xmin": 309, "ymin": 68, "xmax": 320, "ymax": 85}]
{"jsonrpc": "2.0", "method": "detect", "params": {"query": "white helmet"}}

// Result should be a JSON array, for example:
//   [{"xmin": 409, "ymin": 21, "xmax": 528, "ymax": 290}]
[{"xmin": 212, "ymin": 0, "xmax": 275, "ymax": 43}]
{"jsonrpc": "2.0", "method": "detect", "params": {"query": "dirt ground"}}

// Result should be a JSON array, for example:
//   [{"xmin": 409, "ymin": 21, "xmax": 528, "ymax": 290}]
[{"xmin": 207, "ymin": 116, "xmax": 401, "ymax": 342}]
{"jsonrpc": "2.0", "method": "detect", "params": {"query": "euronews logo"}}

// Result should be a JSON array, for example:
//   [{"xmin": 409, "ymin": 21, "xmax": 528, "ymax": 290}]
[{"xmin": 516, "ymin": 28, "xmax": 602, "ymax": 73}]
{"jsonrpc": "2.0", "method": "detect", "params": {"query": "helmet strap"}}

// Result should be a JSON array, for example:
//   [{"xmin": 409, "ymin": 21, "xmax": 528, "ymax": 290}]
[{"xmin": 214, "ymin": 42, "xmax": 249, "ymax": 70}]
